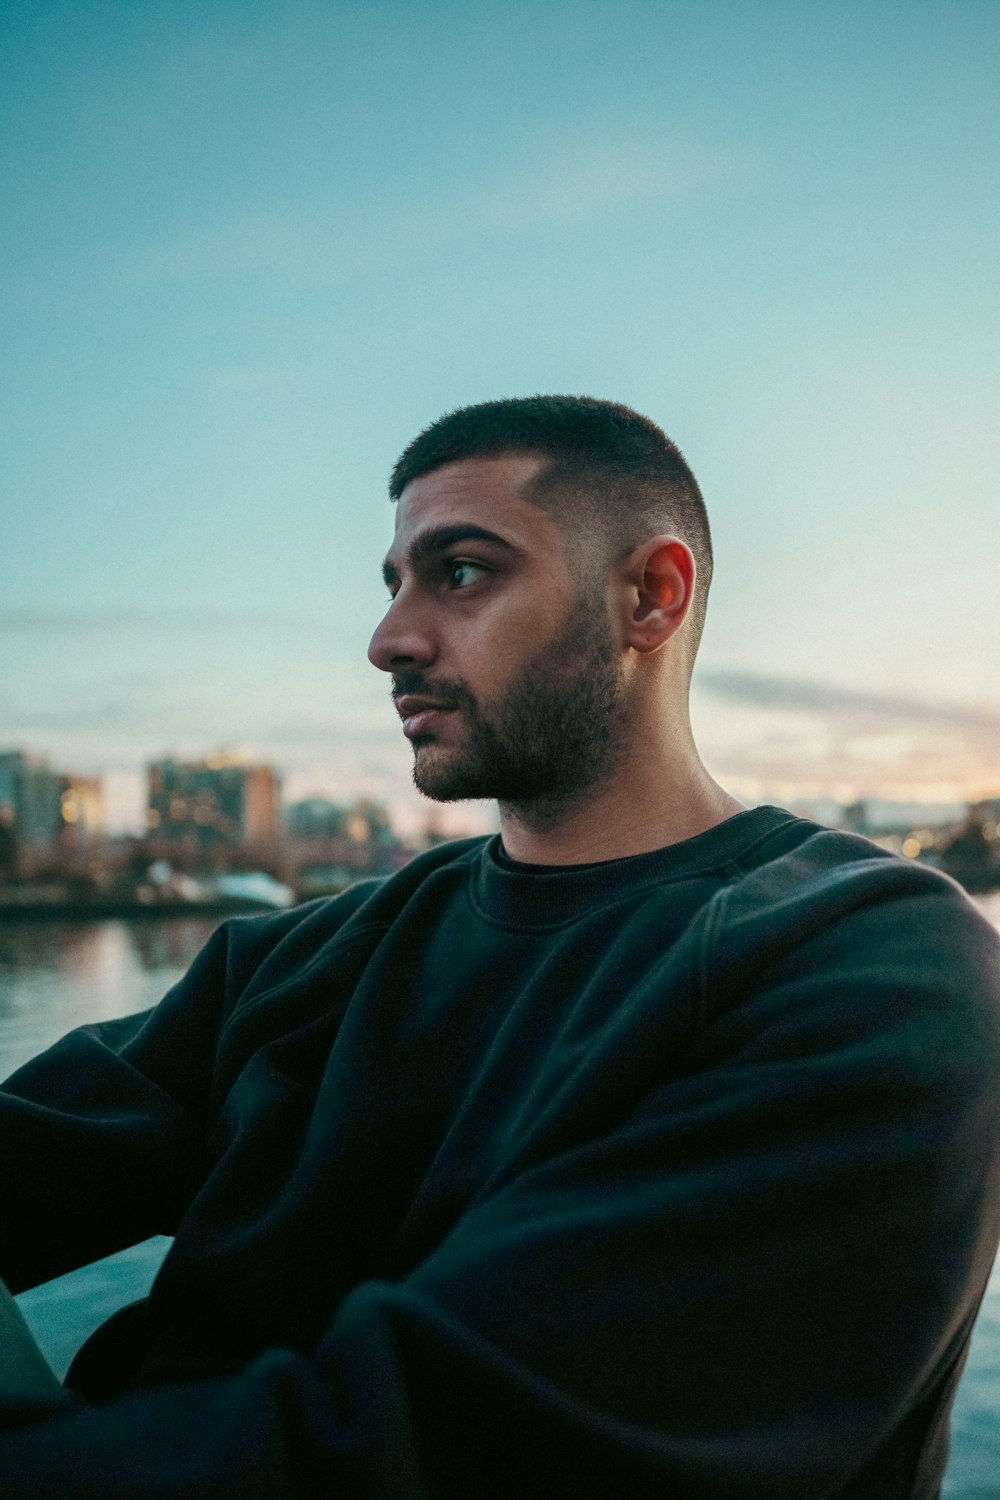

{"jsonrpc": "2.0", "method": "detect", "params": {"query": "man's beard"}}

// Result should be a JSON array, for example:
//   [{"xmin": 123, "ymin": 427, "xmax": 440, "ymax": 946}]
[{"xmin": 395, "ymin": 596, "xmax": 629, "ymax": 831}]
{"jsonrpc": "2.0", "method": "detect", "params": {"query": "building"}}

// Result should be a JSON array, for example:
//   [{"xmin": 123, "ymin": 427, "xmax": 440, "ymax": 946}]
[
  {"xmin": 146, "ymin": 754, "xmax": 281, "ymax": 858},
  {"xmin": 937, "ymin": 799, "xmax": 1000, "ymax": 893},
  {"xmin": 0, "ymin": 750, "xmax": 61, "ymax": 845},
  {"xmin": 0, "ymin": 750, "xmax": 106, "ymax": 876},
  {"xmin": 284, "ymin": 795, "xmax": 405, "ymax": 892},
  {"xmin": 285, "ymin": 798, "xmax": 347, "ymax": 839},
  {"xmin": 56, "ymin": 774, "xmax": 105, "ymax": 851}
]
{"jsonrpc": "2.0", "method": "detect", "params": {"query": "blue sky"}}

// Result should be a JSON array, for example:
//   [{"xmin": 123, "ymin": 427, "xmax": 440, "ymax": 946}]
[{"xmin": 2, "ymin": 0, "xmax": 998, "ymax": 833}]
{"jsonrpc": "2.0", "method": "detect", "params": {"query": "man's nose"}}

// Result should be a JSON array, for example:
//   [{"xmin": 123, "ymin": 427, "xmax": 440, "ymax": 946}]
[{"xmin": 367, "ymin": 599, "xmax": 436, "ymax": 674}]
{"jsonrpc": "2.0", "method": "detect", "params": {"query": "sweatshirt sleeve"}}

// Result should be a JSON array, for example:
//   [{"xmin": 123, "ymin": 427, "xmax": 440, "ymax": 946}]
[
  {"xmin": 1, "ymin": 870, "xmax": 999, "ymax": 1497},
  {"xmin": 0, "ymin": 891, "xmax": 378, "ymax": 1294},
  {"xmin": 0, "ymin": 923, "xmax": 232, "ymax": 1292}
]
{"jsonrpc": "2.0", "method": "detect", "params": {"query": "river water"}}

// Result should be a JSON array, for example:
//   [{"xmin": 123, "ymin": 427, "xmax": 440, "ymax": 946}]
[{"xmin": 2, "ymin": 892, "xmax": 999, "ymax": 1495}]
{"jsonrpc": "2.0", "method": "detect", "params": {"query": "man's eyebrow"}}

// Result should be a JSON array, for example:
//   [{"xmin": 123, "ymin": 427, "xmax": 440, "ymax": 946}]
[{"xmin": 381, "ymin": 524, "xmax": 520, "ymax": 586}]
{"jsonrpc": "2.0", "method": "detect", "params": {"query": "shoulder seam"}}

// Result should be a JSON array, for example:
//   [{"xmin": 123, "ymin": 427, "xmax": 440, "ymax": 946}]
[
  {"xmin": 221, "ymin": 919, "xmax": 392, "ymax": 1029},
  {"xmin": 697, "ymin": 885, "xmax": 730, "ymax": 1029},
  {"xmin": 725, "ymin": 815, "xmax": 814, "ymax": 875}
]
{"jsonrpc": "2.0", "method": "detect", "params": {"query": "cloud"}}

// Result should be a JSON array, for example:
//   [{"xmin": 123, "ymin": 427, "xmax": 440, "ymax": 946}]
[
  {"xmin": 129, "ymin": 212, "xmax": 371, "ymax": 285},
  {"xmin": 124, "ymin": 129, "xmax": 746, "ymax": 288},
  {"xmin": 0, "ymin": 608, "xmax": 314, "ymax": 635},
  {"xmin": 479, "ymin": 140, "xmax": 729, "ymax": 229},
  {"xmin": 0, "ymin": 699, "xmax": 143, "ymax": 733},
  {"xmin": 694, "ymin": 667, "xmax": 1000, "ymax": 802},
  {"xmin": 697, "ymin": 668, "xmax": 1000, "ymax": 731}
]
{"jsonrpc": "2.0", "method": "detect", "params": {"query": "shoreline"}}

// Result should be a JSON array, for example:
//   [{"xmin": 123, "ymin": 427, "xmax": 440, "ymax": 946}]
[{"xmin": 0, "ymin": 897, "xmax": 300, "ymax": 921}]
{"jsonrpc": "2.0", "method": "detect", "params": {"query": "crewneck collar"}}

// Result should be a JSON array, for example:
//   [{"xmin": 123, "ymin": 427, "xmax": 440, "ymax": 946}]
[{"xmin": 471, "ymin": 804, "xmax": 799, "ymax": 928}]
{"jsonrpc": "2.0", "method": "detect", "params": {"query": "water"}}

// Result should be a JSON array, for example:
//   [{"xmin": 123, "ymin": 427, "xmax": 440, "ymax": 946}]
[
  {"xmin": 2, "ymin": 897, "xmax": 1000, "ymax": 1494},
  {"xmin": 0, "ymin": 916, "xmax": 222, "ymax": 1079}
]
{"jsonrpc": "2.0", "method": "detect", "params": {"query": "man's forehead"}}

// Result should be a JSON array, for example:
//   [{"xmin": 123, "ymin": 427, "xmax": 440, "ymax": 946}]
[
  {"xmin": 391, "ymin": 454, "xmax": 552, "ymax": 545},
  {"xmin": 396, "ymin": 453, "xmax": 547, "ymax": 519},
  {"xmin": 383, "ymin": 454, "xmax": 565, "ymax": 582}
]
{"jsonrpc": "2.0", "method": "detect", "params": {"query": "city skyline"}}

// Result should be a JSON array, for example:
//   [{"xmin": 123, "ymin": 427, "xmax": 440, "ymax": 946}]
[
  {"xmin": 3, "ymin": 2, "xmax": 998, "ymax": 833},
  {"xmin": 0, "ymin": 736, "xmax": 984, "ymax": 846},
  {"xmin": 1, "ymin": 739, "xmax": 988, "ymax": 849}
]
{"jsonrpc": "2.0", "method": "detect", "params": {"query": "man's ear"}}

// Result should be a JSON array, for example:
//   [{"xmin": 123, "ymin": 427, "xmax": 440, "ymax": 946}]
[{"xmin": 620, "ymin": 536, "xmax": 694, "ymax": 654}]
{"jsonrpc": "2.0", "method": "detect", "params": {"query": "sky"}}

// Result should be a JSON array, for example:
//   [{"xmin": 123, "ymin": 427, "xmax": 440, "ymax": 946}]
[{"xmin": 2, "ymin": 0, "xmax": 998, "ymax": 835}]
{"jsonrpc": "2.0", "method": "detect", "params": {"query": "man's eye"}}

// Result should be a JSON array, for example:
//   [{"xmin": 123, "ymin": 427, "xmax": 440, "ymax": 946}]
[{"xmin": 448, "ymin": 560, "xmax": 486, "ymax": 589}]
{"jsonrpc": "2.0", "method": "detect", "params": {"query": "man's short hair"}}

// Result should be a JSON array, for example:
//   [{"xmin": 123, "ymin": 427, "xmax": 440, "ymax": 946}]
[{"xmin": 389, "ymin": 395, "xmax": 713, "ymax": 664}]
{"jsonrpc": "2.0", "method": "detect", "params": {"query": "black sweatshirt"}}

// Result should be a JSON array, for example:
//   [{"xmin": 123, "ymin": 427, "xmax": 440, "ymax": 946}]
[{"xmin": 1, "ymin": 804, "xmax": 999, "ymax": 1498}]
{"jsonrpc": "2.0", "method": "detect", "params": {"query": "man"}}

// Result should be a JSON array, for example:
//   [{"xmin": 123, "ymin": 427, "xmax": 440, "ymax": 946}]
[{"xmin": 1, "ymin": 395, "xmax": 999, "ymax": 1497}]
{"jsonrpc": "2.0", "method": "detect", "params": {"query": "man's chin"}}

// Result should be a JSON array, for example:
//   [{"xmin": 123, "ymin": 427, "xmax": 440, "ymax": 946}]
[{"xmin": 411, "ymin": 746, "xmax": 492, "ymax": 804}]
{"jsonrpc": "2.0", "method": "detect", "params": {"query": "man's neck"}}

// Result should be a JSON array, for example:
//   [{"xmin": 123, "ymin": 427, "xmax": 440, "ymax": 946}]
[{"xmin": 496, "ymin": 755, "xmax": 746, "ymax": 866}]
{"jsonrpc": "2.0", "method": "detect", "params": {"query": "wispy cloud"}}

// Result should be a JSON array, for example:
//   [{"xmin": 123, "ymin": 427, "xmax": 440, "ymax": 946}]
[
  {"xmin": 128, "ymin": 212, "xmax": 370, "ymax": 285},
  {"xmin": 479, "ymin": 139, "xmax": 735, "ymax": 229},
  {"xmin": 125, "ymin": 131, "xmax": 747, "ymax": 287},
  {"xmin": 0, "ymin": 699, "xmax": 143, "ymax": 733},
  {"xmin": 695, "ymin": 667, "xmax": 1000, "ymax": 802},
  {"xmin": 0, "ymin": 608, "xmax": 314, "ymax": 635},
  {"xmin": 698, "ymin": 668, "xmax": 1000, "ymax": 731}
]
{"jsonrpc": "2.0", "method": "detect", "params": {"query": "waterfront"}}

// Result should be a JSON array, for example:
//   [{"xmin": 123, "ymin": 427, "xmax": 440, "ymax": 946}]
[
  {"xmin": 0, "ymin": 914, "xmax": 222, "ymax": 1079},
  {"xmin": 1, "ymin": 893, "xmax": 999, "ymax": 1494}
]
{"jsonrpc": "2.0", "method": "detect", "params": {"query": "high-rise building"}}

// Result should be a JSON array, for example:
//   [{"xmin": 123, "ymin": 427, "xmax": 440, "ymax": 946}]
[
  {"xmin": 0, "ymin": 750, "xmax": 106, "ymax": 874},
  {"xmin": 57, "ymin": 775, "xmax": 105, "ymax": 849},
  {"xmin": 284, "ymin": 795, "xmax": 404, "ymax": 891},
  {"xmin": 0, "ymin": 750, "xmax": 62, "ymax": 847},
  {"xmin": 146, "ymin": 754, "xmax": 281, "ymax": 852},
  {"xmin": 285, "ymin": 798, "xmax": 347, "ymax": 839}
]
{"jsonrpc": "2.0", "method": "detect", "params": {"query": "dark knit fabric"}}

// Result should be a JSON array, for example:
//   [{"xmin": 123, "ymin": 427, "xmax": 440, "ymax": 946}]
[{"xmin": 1, "ymin": 804, "xmax": 999, "ymax": 1497}]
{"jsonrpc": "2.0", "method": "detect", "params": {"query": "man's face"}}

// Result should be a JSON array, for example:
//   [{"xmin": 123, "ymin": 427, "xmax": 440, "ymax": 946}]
[{"xmin": 367, "ymin": 455, "xmax": 629, "ymax": 823}]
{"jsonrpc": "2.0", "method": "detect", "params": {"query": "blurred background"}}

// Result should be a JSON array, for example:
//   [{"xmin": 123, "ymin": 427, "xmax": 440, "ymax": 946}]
[{"xmin": 2, "ymin": 0, "xmax": 997, "ymax": 846}]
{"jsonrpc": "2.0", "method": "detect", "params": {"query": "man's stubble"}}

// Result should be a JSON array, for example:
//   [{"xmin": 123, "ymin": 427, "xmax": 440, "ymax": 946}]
[{"xmin": 405, "ymin": 593, "xmax": 631, "ymax": 832}]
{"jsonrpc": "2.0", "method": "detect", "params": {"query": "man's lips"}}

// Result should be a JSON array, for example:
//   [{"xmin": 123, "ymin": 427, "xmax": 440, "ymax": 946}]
[{"xmin": 394, "ymin": 695, "xmax": 457, "ymax": 738}]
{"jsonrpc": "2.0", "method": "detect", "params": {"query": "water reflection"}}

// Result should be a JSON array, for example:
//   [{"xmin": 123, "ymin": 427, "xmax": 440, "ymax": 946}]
[
  {"xmin": 0, "ymin": 917, "xmax": 222, "ymax": 1079},
  {"xmin": 126, "ymin": 918, "xmax": 222, "ymax": 974}
]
